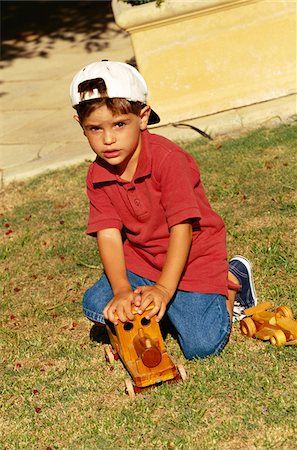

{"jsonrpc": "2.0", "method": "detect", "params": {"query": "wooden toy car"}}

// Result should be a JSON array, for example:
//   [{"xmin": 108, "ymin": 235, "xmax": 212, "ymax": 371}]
[
  {"xmin": 240, "ymin": 302, "xmax": 297, "ymax": 347},
  {"xmin": 104, "ymin": 305, "xmax": 186, "ymax": 397}
]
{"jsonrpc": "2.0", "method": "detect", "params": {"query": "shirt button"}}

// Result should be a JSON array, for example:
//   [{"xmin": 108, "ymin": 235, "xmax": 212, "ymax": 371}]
[{"xmin": 134, "ymin": 199, "xmax": 140, "ymax": 207}]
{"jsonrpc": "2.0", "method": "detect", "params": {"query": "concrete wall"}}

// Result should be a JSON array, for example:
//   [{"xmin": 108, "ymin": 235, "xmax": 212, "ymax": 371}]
[{"xmin": 112, "ymin": 0, "xmax": 296, "ymax": 137}]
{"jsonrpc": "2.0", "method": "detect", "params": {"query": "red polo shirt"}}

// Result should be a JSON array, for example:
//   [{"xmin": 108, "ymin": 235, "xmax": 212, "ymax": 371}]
[{"xmin": 86, "ymin": 130, "xmax": 228, "ymax": 296}]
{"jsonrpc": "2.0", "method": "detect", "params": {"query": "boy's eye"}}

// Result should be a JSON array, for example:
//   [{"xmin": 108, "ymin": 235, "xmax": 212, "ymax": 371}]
[{"xmin": 115, "ymin": 122, "xmax": 125, "ymax": 128}]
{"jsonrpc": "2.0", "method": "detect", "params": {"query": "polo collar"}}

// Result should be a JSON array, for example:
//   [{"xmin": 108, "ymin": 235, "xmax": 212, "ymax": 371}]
[{"xmin": 91, "ymin": 129, "xmax": 152, "ymax": 184}]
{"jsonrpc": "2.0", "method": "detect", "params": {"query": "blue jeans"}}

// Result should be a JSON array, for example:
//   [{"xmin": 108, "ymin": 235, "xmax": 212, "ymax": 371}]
[{"xmin": 83, "ymin": 271, "xmax": 230, "ymax": 360}]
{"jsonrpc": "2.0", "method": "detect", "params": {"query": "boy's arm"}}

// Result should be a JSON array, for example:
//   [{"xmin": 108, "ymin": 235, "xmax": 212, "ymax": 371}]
[
  {"xmin": 157, "ymin": 222, "xmax": 192, "ymax": 295},
  {"xmin": 97, "ymin": 228, "xmax": 134, "ymax": 324},
  {"xmin": 135, "ymin": 222, "xmax": 192, "ymax": 321}
]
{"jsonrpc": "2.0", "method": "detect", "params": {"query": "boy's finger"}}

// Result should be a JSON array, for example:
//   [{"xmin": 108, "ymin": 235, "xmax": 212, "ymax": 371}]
[
  {"xmin": 145, "ymin": 304, "xmax": 160, "ymax": 320},
  {"xmin": 124, "ymin": 306, "xmax": 135, "ymax": 321},
  {"xmin": 113, "ymin": 303, "xmax": 134, "ymax": 323},
  {"xmin": 116, "ymin": 307, "xmax": 127, "ymax": 323},
  {"xmin": 133, "ymin": 287, "xmax": 144, "ymax": 308},
  {"xmin": 133, "ymin": 292, "xmax": 142, "ymax": 307},
  {"xmin": 134, "ymin": 287, "xmax": 142, "ymax": 294},
  {"xmin": 106, "ymin": 308, "xmax": 118, "ymax": 325},
  {"xmin": 103, "ymin": 305, "xmax": 111, "ymax": 320},
  {"xmin": 137, "ymin": 294, "xmax": 154, "ymax": 314},
  {"xmin": 156, "ymin": 304, "xmax": 166, "ymax": 322}
]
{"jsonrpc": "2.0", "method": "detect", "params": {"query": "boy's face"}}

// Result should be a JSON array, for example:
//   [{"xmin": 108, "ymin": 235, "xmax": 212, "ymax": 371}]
[{"xmin": 76, "ymin": 104, "xmax": 150, "ymax": 175}]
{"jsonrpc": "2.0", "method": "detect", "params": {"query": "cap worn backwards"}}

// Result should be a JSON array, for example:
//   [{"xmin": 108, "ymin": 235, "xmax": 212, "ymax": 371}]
[{"xmin": 70, "ymin": 60, "xmax": 160, "ymax": 125}]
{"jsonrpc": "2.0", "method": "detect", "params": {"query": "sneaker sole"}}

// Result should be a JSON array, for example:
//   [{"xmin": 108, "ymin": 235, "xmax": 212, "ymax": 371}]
[{"xmin": 230, "ymin": 255, "xmax": 258, "ymax": 306}]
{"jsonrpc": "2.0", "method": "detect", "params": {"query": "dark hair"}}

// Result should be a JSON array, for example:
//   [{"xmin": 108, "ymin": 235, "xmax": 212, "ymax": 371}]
[
  {"xmin": 75, "ymin": 77, "xmax": 144, "ymax": 123},
  {"xmin": 75, "ymin": 98, "xmax": 144, "ymax": 123}
]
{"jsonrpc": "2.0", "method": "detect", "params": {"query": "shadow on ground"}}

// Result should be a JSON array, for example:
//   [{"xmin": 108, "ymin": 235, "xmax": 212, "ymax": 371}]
[
  {"xmin": 89, "ymin": 317, "xmax": 178, "ymax": 346},
  {"xmin": 1, "ymin": 0, "xmax": 119, "ymax": 66}
]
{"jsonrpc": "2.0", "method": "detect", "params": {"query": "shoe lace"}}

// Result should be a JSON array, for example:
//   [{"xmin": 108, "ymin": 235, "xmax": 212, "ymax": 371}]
[{"xmin": 232, "ymin": 298, "xmax": 246, "ymax": 323}]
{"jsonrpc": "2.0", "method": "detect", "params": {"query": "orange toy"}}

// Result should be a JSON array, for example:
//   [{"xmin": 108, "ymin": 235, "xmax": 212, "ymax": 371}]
[
  {"xmin": 104, "ymin": 305, "xmax": 186, "ymax": 397},
  {"xmin": 240, "ymin": 302, "xmax": 297, "ymax": 347}
]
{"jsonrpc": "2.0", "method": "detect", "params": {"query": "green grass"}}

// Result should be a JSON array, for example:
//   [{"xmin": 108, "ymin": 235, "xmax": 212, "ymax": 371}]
[{"xmin": 1, "ymin": 124, "xmax": 296, "ymax": 449}]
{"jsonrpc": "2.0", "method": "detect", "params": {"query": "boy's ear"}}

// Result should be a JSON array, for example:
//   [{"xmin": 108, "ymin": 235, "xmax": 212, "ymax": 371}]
[
  {"xmin": 74, "ymin": 114, "xmax": 86, "ymax": 135},
  {"xmin": 74, "ymin": 115, "xmax": 85, "ymax": 132},
  {"xmin": 140, "ymin": 105, "xmax": 151, "ymax": 130}
]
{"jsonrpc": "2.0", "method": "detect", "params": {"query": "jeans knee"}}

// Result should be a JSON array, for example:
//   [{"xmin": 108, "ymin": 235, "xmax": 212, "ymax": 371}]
[
  {"xmin": 82, "ymin": 285, "xmax": 106, "ymax": 324},
  {"xmin": 168, "ymin": 293, "xmax": 231, "ymax": 360},
  {"xmin": 180, "ymin": 333, "xmax": 229, "ymax": 360},
  {"xmin": 82, "ymin": 286, "xmax": 94, "ymax": 310},
  {"xmin": 180, "ymin": 342, "xmax": 211, "ymax": 360}
]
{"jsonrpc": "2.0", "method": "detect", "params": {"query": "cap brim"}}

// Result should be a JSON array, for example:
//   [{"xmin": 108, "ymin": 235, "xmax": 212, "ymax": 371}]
[{"xmin": 148, "ymin": 108, "xmax": 160, "ymax": 125}]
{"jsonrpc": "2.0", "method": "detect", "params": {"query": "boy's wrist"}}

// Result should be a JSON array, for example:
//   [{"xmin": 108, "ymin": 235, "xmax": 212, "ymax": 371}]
[
  {"xmin": 113, "ymin": 283, "xmax": 132, "ymax": 296},
  {"xmin": 155, "ymin": 282, "xmax": 175, "ymax": 300}
]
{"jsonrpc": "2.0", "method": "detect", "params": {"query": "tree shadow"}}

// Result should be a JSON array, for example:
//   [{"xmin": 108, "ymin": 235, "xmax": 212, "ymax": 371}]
[{"xmin": 1, "ymin": 1, "xmax": 122, "ymax": 67}]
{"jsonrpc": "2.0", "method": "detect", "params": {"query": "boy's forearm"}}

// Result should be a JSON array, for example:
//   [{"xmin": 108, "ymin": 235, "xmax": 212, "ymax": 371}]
[
  {"xmin": 157, "ymin": 223, "xmax": 192, "ymax": 296},
  {"xmin": 97, "ymin": 229, "xmax": 131, "ymax": 294}
]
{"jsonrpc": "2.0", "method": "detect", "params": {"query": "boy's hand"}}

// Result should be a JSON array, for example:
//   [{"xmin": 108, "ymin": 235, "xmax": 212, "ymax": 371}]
[
  {"xmin": 133, "ymin": 284, "xmax": 172, "ymax": 322},
  {"xmin": 103, "ymin": 288, "xmax": 135, "ymax": 325}
]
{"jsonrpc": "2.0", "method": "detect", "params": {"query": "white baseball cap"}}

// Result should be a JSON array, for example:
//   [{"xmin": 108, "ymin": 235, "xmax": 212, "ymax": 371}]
[{"xmin": 70, "ymin": 60, "xmax": 160, "ymax": 124}]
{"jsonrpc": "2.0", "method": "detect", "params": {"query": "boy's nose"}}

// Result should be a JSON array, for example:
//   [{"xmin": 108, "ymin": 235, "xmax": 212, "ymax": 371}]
[{"xmin": 103, "ymin": 130, "xmax": 116, "ymax": 145}]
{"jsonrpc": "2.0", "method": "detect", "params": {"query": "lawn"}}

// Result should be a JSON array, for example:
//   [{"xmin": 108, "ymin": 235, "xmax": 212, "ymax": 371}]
[{"xmin": 1, "ymin": 124, "xmax": 296, "ymax": 449}]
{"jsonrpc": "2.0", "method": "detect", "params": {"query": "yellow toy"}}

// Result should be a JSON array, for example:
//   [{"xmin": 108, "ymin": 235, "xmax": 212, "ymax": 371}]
[
  {"xmin": 103, "ymin": 305, "xmax": 186, "ymax": 398},
  {"xmin": 240, "ymin": 302, "xmax": 297, "ymax": 347}
]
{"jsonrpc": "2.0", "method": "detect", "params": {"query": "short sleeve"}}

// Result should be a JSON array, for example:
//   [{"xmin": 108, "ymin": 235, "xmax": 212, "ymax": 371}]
[
  {"xmin": 158, "ymin": 150, "xmax": 201, "ymax": 228},
  {"xmin": 86, "ymin": 176, "xmax": 123, "ymax": 236}
]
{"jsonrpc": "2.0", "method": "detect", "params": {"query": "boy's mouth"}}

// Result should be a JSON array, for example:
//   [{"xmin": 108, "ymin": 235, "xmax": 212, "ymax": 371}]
[{"xmin": 103, "ymin": 150, "xmax": 121, "ymax": 159}]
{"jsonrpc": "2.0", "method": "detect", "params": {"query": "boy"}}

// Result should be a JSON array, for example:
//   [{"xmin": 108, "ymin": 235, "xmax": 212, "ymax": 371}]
[{"xmin": 70, "ymin": 60, "xmax": 257, "ymax": 359}]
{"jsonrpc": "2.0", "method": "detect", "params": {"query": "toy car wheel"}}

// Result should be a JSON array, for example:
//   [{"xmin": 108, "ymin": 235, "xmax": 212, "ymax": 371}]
[
  {"xmin": 240, "ymin": 317, "xmax": 256, "ymax": 337},
  {"xmin": 270, "ymin": 329, "xmax": 286, "ymax": 347},
  {"xmin": 275, "ymin": 306, "xmax": 293, "ymax": 319},
  {"xmin": 124, "ymin": 378, "xmax": 136, "ymax": 399},
  {"xmin": 177, "ymin": 364, "xmax": 187, "ymax": 382},
  {"xmin": 104, "ymin": 345, "xmax": 115, "ymax": 364}
]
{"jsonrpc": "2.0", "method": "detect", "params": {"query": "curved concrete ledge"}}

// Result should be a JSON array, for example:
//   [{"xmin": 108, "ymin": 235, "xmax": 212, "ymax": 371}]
[{"xmin": 112, "ymin": 0, "xmax": 251, "ymax": 30}]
